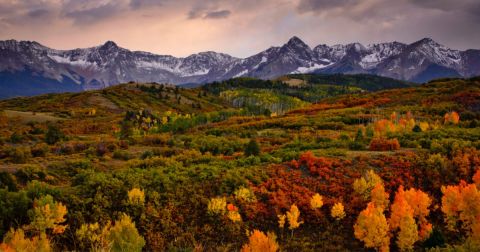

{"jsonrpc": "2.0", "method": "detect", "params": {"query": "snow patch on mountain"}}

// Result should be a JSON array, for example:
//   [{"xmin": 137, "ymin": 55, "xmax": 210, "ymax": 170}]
[
  {"xmin": 233, "ymin": 70, "xmax": 249, "ymax": 78},
  {"xmin": 292, "ymin": 63, "xmax": 333, "ymax": 74}
]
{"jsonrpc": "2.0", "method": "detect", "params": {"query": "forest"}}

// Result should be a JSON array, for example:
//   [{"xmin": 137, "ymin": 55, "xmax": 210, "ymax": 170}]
[{"xmin": 0, "ymin": 75, "xmax": 479, "ymax": 251}]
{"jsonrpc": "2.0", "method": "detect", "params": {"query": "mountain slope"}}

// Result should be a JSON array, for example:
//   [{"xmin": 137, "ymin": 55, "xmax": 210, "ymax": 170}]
[{"xmin": 0, "ymin": 37, "xmax": 479, "ymax": 98}]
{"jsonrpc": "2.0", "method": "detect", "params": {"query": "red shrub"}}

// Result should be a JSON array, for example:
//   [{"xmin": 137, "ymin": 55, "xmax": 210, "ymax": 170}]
[{"xmin": 369, "ymin": 138, "xmax": 400, "ymax": 151}]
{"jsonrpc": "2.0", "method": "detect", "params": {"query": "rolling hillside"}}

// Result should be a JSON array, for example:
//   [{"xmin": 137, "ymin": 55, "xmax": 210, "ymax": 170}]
[{"xmin": 0, "ymin": 77, "xmax": 479, "ymax": 251}]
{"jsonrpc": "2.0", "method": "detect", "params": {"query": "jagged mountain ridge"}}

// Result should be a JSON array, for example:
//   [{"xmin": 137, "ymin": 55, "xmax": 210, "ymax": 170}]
[{"xmin": 0, "ymin": 36, "xmax": 479, "ymax": 98}]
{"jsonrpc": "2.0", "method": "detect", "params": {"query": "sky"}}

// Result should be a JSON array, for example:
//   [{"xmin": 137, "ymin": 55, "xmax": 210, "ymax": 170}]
[{"xmin": 0, "ymin": 0, "xmax": 479, "ymax": 58}]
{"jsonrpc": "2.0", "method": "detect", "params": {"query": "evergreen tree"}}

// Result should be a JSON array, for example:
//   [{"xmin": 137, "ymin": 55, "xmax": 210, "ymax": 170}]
[
  {"xmin": 45, "ymin": 125, "xmax": 63, "ymax": 145},
  {"xmin": 412, "ymin": 124, "xmax": 422, "ymax": 132},
  {"xmin": 244, "ymin": 138, "xmax": 260, "ymax": 156},
  {"xmin": 355, "ymin": 128, "xmax": 364, "ymax": 142}
]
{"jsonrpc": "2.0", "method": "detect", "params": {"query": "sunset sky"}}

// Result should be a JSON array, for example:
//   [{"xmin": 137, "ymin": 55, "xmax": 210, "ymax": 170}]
[{"xmin": 1, "ymin": 0, "xmax": 479, "ymax": 57}]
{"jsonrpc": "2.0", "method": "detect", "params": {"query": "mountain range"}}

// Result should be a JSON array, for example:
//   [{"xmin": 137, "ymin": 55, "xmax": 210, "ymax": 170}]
[{"xmin": 0, "ymin": 36, "xmax": 479, "ymax": 98}]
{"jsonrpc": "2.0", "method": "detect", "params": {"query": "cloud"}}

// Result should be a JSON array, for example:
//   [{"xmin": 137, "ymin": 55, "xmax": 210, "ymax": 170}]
[
  {"xmin": 188, "ymin": 8, "xmax": 231, "ymax": 20},
  {"xmin": 63, "ymin": 1, "xmax": 126, "ymax": 25},
  {"xmin": 204, "ymin": 10, "xmax": 231, "ymax": 19},
  {"xmin": 0, "ymin": 0, "xmax": 479, "ymax": 57},
  {"xmin": 186, "ymin": 0, "xmax": 232, "ymax": 20},
  {"xmin": 27, "ymin": 9, "xmax": 51, "ymax": 18},
  {"xmin": 129, "ymin": 0, "xmax": 166, "ymax": 10},
  {"xmin": 408, "ymin": 0, "xmax": 480, "ymax": 19},
  {"xmin": 187, "ymin": 8, "xmax": 203, "ymax": 19},
  {"xmin": 297, "ymin": 0, "xmax": 361, "ymax": 13}
]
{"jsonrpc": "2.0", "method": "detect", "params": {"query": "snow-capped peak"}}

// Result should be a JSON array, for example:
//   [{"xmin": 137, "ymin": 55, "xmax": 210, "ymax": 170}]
[
  {"xmin": 409, "ymin": 38, "xmax": 462, "ymax": 68},
  {"xmin": 0, "ymin": 36, "xmax": 478, "ymax": 95}
]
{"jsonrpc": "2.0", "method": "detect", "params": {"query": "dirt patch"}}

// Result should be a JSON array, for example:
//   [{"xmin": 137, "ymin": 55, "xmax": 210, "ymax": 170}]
[
  {"xmin": 284, "ymin": 78, "xmax": 307, "ymax": 87},
  {"xmin": 4, "ymin": 110, "xmax": 62, "ymax": 123}
]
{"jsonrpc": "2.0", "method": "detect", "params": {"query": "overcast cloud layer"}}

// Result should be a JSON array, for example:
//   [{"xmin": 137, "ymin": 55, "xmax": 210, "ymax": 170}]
[{"xmin": 0, "ymin": 0, "xmax": 479, "ymax": 57}]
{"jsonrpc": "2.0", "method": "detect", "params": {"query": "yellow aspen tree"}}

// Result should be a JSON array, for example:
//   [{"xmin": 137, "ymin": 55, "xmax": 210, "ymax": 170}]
[
  {"xmin": 207, "ymin": 197, "xmax": 227, "ymax": 215},
  {"xmin": 353, "ymin": 170, "xmax": 383, "ymax": 200},
  {"xmin": 277, "ymin": 214, "xmax": 286, "ymax": 229},
  {"xmin": 354, "ymin": 203, "xmax": 390, "ymax": 252},
  {"xmin": 76, "ymin": 222, "xmax": 112, "ymax": 251},
  {"xmin": 419, "ymin": 122, "xmax": 429, "ymax": 132},
  {"xmin": 28, "ymin": 195, "xmax": 68, "ymax": 234},
  {"xmin": 286, "ymin": 204, "xmax": 303, "ymax": 231},
  {"xmin": 403, "ymin": 187, "xmax": 432, "ymax": 240},
  {"xmin": 310, "ymin": 193, "xmax": 324, "ymax": 210},
  {"xmin": 108, "ymin": 214, "xmax": 145, "ymax": 252},
  {"xmin": 227, "ymin": 211, "xmax": 242, "ymax": 222},
  {"xmin": 396, "ymin": 213, "xmax": 418, "ymax": 251},
  {"xmin": 390, "ymin": 187, "xmax": 419, "ymax": 250},
  {"xmin": 241, "ymin": 230, "xmax": 279, "ymax": 252},
  {"xmin": 371, "ymin": 183, "xmax": 389, "ymax": 211},
  {"xmin": 331, "ymin": 202, "xmax": 346, "ymax": 221},
  {"xmin": 128, "ymin": 188, "xmax": 145, "ymax": 206},
  {"xmin": 1, "ymin": 228, "xmax": 51, "ymax": 252},
  {"xmin": 234, "ymin": 187, "xmax": 257, "ymax": 202}
]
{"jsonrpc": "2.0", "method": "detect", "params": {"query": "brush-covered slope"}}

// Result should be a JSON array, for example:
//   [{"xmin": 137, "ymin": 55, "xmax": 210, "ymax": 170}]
[
  {"xmin": 0, "ymin": 77, "xmax": 480, "ymax": 252},
  {"xmin": 0, "ymin": 82, "xmax": 230, "ymax": 116}
]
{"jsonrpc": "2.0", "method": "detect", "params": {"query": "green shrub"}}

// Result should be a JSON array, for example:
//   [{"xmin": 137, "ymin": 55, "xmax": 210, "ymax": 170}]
[
  {"xmin": 45, "ymin": 125, "xmax": 63, "ymax": 145},
  {"xmin": 6, "ymin": 147, "xmax": 31, "ymax": 164},
  {"xmin": 141, "ymin": 150, "xmax": 154, "ymax": 160},
  {"xmin": 9, "ymin": 132, "xmax": 23, "ymax": 144},
  {"xmin": 113, "ymin": 150, "xmax": 132, "ymax": 161},
  {"xmin": 15, "ymin": 165, "xmax": 47, "ymax": 184},
  {"xmin": 0, "ymin": 172, "xmax": 17, "ymax": 191},
  {"xmin": 31, "ymin": 143, "xmax": 49, "ymax": 157},
  {"xmin": 349, "ymin": 141, "xmax": 366, "ymax": 150}
]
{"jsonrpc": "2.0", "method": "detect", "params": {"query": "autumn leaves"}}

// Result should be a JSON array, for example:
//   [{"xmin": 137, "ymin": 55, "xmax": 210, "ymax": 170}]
[
  {"xmin": 0, "ymin": 195, "xmax": 67, "ymax": 251},
  {"xmin": 353, "ymin": 170, "xmax": 434, "ymax": 251},
  {"xmin": 207, "ymin": 186, "xmax": 259, "ymax": 223},
  {"xmin": 242, "ymin": 196, "xmax": 345, "ymax": 252},
  {"xmin": 441, "ymin": 171, "xmax": 480, "ymax": 243},
  {"xmin": 352, "ymin": 169, "xmax": 480, "ymax": 251}
]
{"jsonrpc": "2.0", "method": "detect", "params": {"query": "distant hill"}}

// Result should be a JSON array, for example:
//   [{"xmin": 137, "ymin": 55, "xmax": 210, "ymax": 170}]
[
  {"xmin": 0, "ymin": 83, "xmax": 230, "ymax": 116},
  {"xmin": 282, "ymin": 73, "xmax": 414, "ymax": 91},
  {"xmin": 200, "ymin": 74, "xmax": 413, "ymax": 114}
]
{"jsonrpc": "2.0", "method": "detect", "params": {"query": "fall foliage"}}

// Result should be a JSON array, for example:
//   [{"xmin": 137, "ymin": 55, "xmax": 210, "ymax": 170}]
[
  {"xmin": 28, "ymin": 195, "xmax": 68, "ymax": 234},
  {"xmin": 0, "ymin": 78, "xmax": 478, "ymax": 251},
  {"xmin": 310, "ymin": 193, "xmax": 323, "ymax": 210},
  {"xmin": 128, "ymin": 188, "xmax": 145, "ymax": 205},
  {"xmin": 441, "ymin": 180, "xmax": 480, "ymax": 234},
  {"xmin": 108, "ymin": 214, "xmax": 145, "ymax": 252},
  {"xmin": 1, "ymin": 229, "xmax": 51, "ymax": 252},
  {"xmin": 371, "ymin": 183, "xmax": 389, "ymax": 211},
  {"xmin": 353, "ymin": 170, "xmax": 384, "ymax": 200},
  {"xmin": 331, "ymin": 202, "xmax": 346, "ymax": 221},
  {"xmin": 207, "ymin": 197, "xmax": 227, "ymax": 215},
  {"xmin": 286, "ymin": 204, "xmax": 303, "ymax": 231},
  {"xmin": 444, "ymin": 111, "xmax": 460, "ymax": 124},
  {"xmin": 354, "ymin": 203, "xmax": 390, "ymax": 252},
  {"xmin": 241, "ymin": 230, "xmax": 279, "ymax": 252},
  {"xmin": 369, "ymin": 138, "xmax": 400, "ymax": 151}
]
